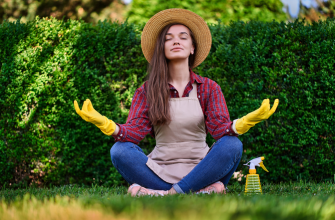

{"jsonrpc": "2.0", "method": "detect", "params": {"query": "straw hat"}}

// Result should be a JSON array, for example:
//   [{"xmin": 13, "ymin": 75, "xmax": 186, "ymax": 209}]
[{"xmin": 141, "ymin": 8, "xmax": 212, "ymax": 68}]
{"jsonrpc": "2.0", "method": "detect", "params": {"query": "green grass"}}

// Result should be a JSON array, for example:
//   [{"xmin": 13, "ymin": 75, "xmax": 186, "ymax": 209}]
[{"xmin": 1, "ymin": 181, "xmax": 335, "ymax": 220}]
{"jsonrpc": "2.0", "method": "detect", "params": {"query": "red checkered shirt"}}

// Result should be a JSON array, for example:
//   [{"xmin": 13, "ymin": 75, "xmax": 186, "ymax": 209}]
[{"xmin": 112, "ymin": 69, "xmax": 238, "ymax": 144}]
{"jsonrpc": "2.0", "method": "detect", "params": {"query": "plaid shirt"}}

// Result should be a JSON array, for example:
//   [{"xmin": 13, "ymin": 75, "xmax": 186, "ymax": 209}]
[{"xmin": 112, "ymin": 69, "xmax": 238, "ymax": 144}]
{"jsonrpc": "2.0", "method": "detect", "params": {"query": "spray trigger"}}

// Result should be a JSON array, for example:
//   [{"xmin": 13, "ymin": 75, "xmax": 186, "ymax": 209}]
[
  {"xmin": 244, "ymin": 156, "xmax": 269, "ymax": 174},
  {"xmin": 259, "ymin": 162, "xmax": 269, "ymax": 172}
]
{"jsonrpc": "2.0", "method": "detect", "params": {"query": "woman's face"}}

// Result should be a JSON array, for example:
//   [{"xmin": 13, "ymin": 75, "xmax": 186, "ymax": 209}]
[{"xmin": 164, "ymin": 24, "xmax": 194, "ymax": 62}]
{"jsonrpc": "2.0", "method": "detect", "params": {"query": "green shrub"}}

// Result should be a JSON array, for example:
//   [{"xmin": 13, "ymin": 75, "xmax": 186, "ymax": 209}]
[
  {"xmin": 205, "ymin": 19, "xmax": 335, "ymax": 183},
  {"xmin": 0, "ymin": 17, "xmax": 148, "ymax": 188},
  {"xmin": 1, "ymin": 17, "xmax": 334, "ymax": 188}
]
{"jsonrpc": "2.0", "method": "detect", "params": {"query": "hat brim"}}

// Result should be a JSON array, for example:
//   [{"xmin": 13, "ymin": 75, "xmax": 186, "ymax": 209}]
[{"xmin": 141, "ymin": 8, "xmax": 212, "ymax": 68}]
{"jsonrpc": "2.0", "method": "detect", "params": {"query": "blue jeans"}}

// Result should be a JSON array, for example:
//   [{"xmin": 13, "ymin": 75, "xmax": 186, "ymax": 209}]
[{"xmin": 110, "ymin": 136, "xmax": 243, "ymax": 194}]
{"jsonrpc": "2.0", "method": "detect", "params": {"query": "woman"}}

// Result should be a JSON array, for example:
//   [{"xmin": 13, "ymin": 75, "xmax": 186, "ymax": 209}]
[{"xmin": 74, "ymin": 9, "xmax": 279, "ymax": 196}]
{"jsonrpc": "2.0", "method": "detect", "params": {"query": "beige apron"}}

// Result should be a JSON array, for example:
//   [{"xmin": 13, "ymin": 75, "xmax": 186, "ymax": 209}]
[{"xmin": 146, "ymin": 83, "xmax": 209, "ymax": 183}]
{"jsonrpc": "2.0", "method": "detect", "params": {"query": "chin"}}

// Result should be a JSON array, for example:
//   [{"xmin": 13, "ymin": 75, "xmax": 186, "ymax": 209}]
[{"xmin": 166, "ymin": 55, "xmax": 189, "ymax": 61}]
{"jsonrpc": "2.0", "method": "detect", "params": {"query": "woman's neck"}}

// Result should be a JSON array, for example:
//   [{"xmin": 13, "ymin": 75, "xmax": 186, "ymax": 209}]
[{"xmin": 168, "ymin": 60, "xmax": 190, "ymax": 86}]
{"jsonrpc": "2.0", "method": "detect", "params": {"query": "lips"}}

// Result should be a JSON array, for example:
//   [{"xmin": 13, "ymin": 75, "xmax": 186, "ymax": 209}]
[{"xmin": 171, "ymin": 47, "xmax": 183, "ymax": 51}]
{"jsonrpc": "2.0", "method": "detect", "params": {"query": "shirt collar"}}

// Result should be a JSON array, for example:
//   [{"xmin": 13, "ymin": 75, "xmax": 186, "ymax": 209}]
[
  {"xmin": 168, "ymin": 69, "xmax": 204, "ymax": 90},
  {"xmin": 190, "ymin": 68, "xmax": 204, "ymax": 84}
]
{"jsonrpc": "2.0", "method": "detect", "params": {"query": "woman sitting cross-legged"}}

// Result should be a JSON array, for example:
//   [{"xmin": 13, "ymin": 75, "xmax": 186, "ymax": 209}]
[{"xmin": 74, "ymin": 8, "xmax": 279, "ymax": 196}]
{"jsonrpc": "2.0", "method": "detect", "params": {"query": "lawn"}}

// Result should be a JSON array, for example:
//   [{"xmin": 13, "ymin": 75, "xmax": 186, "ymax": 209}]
[{"xmin": 1, "ymin": 181, "xmax": 335, "ymax": 220}]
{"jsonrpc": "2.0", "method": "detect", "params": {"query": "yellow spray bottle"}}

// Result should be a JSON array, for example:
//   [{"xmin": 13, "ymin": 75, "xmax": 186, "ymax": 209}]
[{"xmin": 244, "ymin": 156, "xmax": 269, "ymax": 194}]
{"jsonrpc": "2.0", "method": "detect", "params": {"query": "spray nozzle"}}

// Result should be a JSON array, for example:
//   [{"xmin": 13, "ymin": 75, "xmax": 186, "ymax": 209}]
[{"xmin": 244, "ymin": 156, "xmax": 269, "ymax": 174}]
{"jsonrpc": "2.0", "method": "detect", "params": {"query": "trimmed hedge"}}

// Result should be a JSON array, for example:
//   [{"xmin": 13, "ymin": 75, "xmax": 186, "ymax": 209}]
[{"xmin": 1, "ymin": 17, "xmax": 334, "ymax": 188}]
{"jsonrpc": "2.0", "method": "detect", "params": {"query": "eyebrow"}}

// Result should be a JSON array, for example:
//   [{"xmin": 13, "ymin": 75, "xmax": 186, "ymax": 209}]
[{"xmin": 166, "ymin": 32, "xmax": 189, "ymax": 36}]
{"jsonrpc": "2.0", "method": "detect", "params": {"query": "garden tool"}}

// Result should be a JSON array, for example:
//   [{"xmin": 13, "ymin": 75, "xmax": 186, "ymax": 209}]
[{"xmin": 244, "ymin": 156, "xmax": 269, "ymax": 194}]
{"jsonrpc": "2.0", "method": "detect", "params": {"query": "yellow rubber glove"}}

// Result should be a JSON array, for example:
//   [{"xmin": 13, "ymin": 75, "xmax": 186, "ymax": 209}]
[
  {"xmin": 74, "ymin": 99, "xmax": 116, "ymax": 135},
  {"xmin": 235, "ymin": 99, "xmax": 279, "ymax": 135}
]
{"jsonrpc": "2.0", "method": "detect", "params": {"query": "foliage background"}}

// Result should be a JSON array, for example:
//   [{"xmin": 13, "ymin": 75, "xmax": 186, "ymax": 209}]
[
  {"xmin": 1, "ymin": 16, "xmax": 335, "ymax": 189},
  {"xmin": 0, "ymin": 0, "xmax": 127, "ymax": 24},
  {"xmin": 3, "ymin": 0, "xmax": 335, "ymax": 25},
  {"xmin": 126, "ymin": 0, "xmax": 287, "ymax": 24},
  {"xmin": 299, "ymin": 0, "xmax": 335, "ymax": 22}
]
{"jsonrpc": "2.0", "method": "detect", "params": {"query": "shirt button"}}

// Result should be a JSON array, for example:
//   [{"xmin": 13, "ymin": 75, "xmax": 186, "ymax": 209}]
[
  {"xmin": 117, "ymin": 137, "xmax": 120, "ymax": 139},
  {"xmin": 198, "ymin": 95, "xmax": 200, "ymax": 98},
  {"xmin": 120, "ymin": 134, "xmax": 123, "ymax": 137},
  {"xmin": 226, "ymin": 129, "xmax": 229, "ymax": 132},
  {"xmin": 174, "ymin": 91, "xmax": 177, "ymax": 93}
]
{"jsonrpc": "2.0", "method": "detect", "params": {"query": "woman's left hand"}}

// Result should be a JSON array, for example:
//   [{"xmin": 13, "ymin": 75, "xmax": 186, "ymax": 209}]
[{"xmin": 235, "ymin": 99, "xmax": 279, "ymax": 134}]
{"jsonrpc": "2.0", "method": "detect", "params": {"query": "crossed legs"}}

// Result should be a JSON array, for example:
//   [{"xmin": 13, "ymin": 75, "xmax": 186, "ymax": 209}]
[{"xmin": 110, "ymin": 136, "xmax": 243, "ymax": 194}]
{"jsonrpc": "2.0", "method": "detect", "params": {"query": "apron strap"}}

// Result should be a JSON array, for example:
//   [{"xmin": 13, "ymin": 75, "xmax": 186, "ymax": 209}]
[{"xmin": 189, "ymin": 83, "xmax": 198, "ymax": 98}]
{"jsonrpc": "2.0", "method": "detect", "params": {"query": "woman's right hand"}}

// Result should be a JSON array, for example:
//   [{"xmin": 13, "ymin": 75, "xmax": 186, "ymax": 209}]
[
  {"xmin": 74, "ymin": 99, "xmax": 106, "ymax": 127},
  {"xmin": 74, "ymin": 99, "xmax": 118, "ymax": 136}
]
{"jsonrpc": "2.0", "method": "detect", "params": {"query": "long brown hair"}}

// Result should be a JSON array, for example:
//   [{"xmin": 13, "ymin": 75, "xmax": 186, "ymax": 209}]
[{"xmin": 146, "ymin": 23, "xmax": 197, "ymax": 126}]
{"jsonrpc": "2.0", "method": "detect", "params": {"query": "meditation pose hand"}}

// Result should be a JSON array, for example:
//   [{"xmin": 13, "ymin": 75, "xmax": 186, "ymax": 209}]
[
  {"xmin": 74, "ymin": 99, "xmax": 116, "ymax": 135},
  {"xmin": 235, "ymin": 99, "xmax": 279, "ymax": 135}
]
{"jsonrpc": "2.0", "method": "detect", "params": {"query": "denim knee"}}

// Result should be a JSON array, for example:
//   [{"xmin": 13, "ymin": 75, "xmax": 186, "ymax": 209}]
[
  {"xmin": 110, "ymin": 141, "xmax": 144, "ymax": 164},
  {"xmin": 232, "ymin": 137, "xmax": 243, "ymax": 161},
  {"xmin": 110, "ymin": 141, "xmax": 127, "ymax": 163},
  {"xmin": 216, "ymin": 136, "xmax": 243, "ymax": 162}
]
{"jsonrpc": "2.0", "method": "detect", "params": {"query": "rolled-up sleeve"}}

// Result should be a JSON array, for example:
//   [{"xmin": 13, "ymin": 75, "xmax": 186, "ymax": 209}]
[
  {"xmin": 112, "ymin": 85, "xmax": 153, "ymax": 144},
  {"xmin": 205, "ymin": 82, "xmax": 237, "ymax": 140}
]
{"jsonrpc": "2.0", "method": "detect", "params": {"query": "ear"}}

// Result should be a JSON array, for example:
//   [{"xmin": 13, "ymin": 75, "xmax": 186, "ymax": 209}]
[{"xmin": 191, "ymin": 44, "xmax": 195, "ymax": 54}]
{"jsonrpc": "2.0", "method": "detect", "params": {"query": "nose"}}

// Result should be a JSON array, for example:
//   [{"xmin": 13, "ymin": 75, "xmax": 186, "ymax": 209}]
[{"xmin": 173, "ymin": 41, "xmax": 180, "ymax": 45}]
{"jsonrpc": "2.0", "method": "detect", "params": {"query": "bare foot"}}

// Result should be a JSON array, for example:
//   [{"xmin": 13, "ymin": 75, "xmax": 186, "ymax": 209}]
[{"xmin": 168, "ymin": 187, "xmax": 177, "ymax": 195}]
